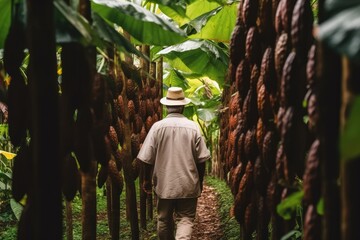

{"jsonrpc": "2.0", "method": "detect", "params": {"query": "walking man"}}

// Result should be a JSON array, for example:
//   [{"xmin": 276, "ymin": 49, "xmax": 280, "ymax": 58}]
[{"xmin": 137, "ymin": 86, "xmax": 211, "ymax": 240}]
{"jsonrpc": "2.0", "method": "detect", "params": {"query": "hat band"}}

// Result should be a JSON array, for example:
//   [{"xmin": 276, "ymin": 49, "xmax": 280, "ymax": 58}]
[{"xmin": 166, "ymin": 97, "xmax": 185, "ymax": 100}]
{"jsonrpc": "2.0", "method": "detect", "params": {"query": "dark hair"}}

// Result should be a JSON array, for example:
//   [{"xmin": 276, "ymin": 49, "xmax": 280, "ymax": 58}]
[{"xmin": 166, "ymin": 105, "xmax": 184, "ymax": 114}]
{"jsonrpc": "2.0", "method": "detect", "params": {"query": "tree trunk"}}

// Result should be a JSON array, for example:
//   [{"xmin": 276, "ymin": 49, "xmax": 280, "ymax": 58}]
[
  {"xmin": 26, "ymin": 0, "xmax": 62, "ymax": 238},
  {"xmin": 317, "ymin": 1, "xmax": 342, "ymax": 238},
  {"xmin": 340, "ymin": 59, "xmax": 360, "ymax": 240}
]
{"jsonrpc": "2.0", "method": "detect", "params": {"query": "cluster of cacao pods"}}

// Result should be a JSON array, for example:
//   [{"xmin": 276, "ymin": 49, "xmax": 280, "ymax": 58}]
[{"xmin": 222, "ymin": 0, "xmax": 320, "ymax": 238}]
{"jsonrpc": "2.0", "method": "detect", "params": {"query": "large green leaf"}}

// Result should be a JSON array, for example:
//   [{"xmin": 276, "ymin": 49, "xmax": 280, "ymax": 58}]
[
  {"xmin": 146, "ymin": 0, "xmax": 187, "ymax": 17},
  {"xmin": 188, "ymin": 3, "xmax": 238, "ymax": 42},
  {"xmin": 340, "ymin": 96, "xmax": 360, "ymax": 160},
  {"xmin": 163, "ymin": 68, "xmax": 189, "ymax": 89},
  {"xmin": 91, "ymin": 0, "xmax": 187, "ymax": 46},
  {"xmin": 197, "ymin": 108, "xmax": 217, "ymax": 122},
  {"xmin": 10, "ymin": 199, "xmax": 23, "ymax": 220},
  {"xmin": 92, "ymin": 13, "xmax": 147, "ymax": 59},
  {"xmin": 156, "ymin": 40, "xmax": 228, "ymax": 84},
  {"xmin": 54, "ymin": 0, "xmax": 104, "ymax": 47},
  {"xmin": 159, "ymin": 0, "xmax": 221, "ymax": 27},
  {"xmin": 182, "ymin": 6, "xmax": 223, "ymax": 35},
  {"xmin": 318, "ymin": 4, "xmax": 360, "ymax": 63},
  {"xmin": 0, "ymin": 0, "xmax": 11, "ymax": 49}
]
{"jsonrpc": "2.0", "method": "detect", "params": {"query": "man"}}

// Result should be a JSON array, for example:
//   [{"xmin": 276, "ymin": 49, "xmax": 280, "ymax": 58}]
[{"xmin": 137, "ymin": 86, "xmax": 211, "ymax": 240}]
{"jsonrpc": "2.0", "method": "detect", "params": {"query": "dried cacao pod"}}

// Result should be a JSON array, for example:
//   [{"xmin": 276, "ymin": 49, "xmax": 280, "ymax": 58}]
[
  {"xmin": 236, "ymin": 59, "xmax": 251, "ymax": 100},
  {"xmin": 307, "ymin": 92, "xmax": 319, "ymax": 133},
  {"xmin": 238, "ymin": 111, "xmax": 248, "ymax": 134},
  {"xmin": 262, "ymin": 131, "xmax": 278, "ymax": 170},
  {"xmin": 275, "ymin": 33, "xmax": 290, "ymax": 81},
  {"xmin": 229, "ymin": 114, "xmax": 238, "ymax": 131},
  {"xmin": 242, "ymin": 0, "xmax": 259, "ymax": 28},
  {"xmin": 146, "ymin": 99, "xmax": 155, "ymax": 116},
  {"xmin": 256, "ymin": 118, "xmax": 266, "ymax": 150},
  {"xmin": 131, "ymin": 133, "xmax": 140, "ymax": 158},
  {"xmin": 139, "ymin": 126, "xmax": 147, "ymax": 143},
  {"xmin": 114, "ymin": 69, "xmax": 124, "ymax": 97},
  {"xmin": 116, "ymin": 95, "xmax": 125, "ymax": 120},
  {"xmin": 303, "ymin": 139, "xmax": 321, "ymax": 205},
  {"xmin": 109, "ymin": 126, "xmax": 119, "ymax": 151},
  {"xmin": 230, "ymin": 92, "xmax": 240, "ymax": 115},
  {"xmin": 244, "ymin": 202, "xmax": 256, "ymax": 237},
  {"xmin": 276, "ymin": 106, "xmax": 286, "ymax": 130},
  {"xmin": 306, "ymin": 44, "xmax": 316, "ymax": 87},
  {"xmin": 151, "ymin": 86, "xmax": 159, "ymax": 99},
  {"xmin": 256, "ymin": 194, "xmax": 271, "ymax": 239},
  {"xmin": 303, "ymin": 204, "xmax": 321, "ymax": 240},
  {"xmin": 128, "ymin": 100, "xmax": 136, "ymax": 121},
  {"xmin": 258, "ymin": 0, "xmax": 275, "ymax": 41},
  {"xmin": 260, "ymin": 47, "xmax": 276, "ymax": 94},
  {"xmin": 250, "ymin": 65, "xmax": 260, "ymax": 90},
  {"xmin": 139, "ymin": 99, "xmax": 147, "ymax": 120},
  {"xmin": 231, "ymin": 163, "xmax": 245, "ymax": 196},
  {"xmin": 145, "ymin": 115, "xmax": 153, "ymax": 132},
  {"xmin": 275, "ymin": 0, "xmax": 284, "ymax": 34},
  {"xmin": 244, "ymin": 128, "xmax": 258, "ymax": 161},
  {"xmin": 275, "ymin": 143, "xmax": 285, "ymax": 179},
  {"xmin": 237, "ymin": 133, "xmax": 246, "ymax": 164},
  {"xmin": 113, "ymin": 148, "xmax": 124, "ymax": 171},
  {"xmin": 132, "ymin": 158, "xmax": 141, "ymax": 180},
  {"xmin": 291, "ymin": 0, "xmax": 314, "ymax": 60},
  {"xmin": 280, "ymin": 0, "xmax": 296, "ymax": 34},
  {"xmin": 245, "ymin": 27, "xmax": 261, "ymax": 65},
  {"xmin": 280, "ymin": 52, "xmax": 297, "ymax": 107},
  {"xmin": 126, "ymin": 79, "xmax": 136, "ymax": 100},
  {"xmin": 133, "ymin": 114, "xmax": 143, "ymax": 134},
  {"xmin": 243, "ymin": 87, "xmax": 258, "ymax": 125},
  {"xmin": 257, "ymin": 83, "xmax": 273, "ymax": 121},
  {"xmin": 281, "ymin": 106, "xmax": 294, "ymax": 141},
  {"xmin": 108, "ymin": 158, "xmax": 123, "ymax": 191},
  {"xmin": 229, "ymin": 24, "xmax": 246, "ymax": 68},
  {"xmin": 254, "ymin": 157, "xmax": 269, "ymax": 195}
]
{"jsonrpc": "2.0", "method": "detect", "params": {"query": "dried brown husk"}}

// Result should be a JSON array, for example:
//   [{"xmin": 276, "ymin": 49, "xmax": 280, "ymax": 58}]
[
  {"xmin": 245, "ymin": 27, "xmax": 261, "ymax": 65},
  {"xmin": 303, "ymin": 139, "xmax": 321, "ymax": 205}
]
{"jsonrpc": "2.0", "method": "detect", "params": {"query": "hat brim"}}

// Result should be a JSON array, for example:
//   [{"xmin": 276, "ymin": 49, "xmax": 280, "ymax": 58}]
[{"xmin": 160, "ymin": 97, "xmax": 191, "ymax": 106}]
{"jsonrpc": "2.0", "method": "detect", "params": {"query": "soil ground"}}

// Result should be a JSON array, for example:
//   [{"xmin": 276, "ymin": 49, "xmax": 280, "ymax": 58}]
[{"xmin": 191, "ymin": 184, "xmax": 224, "ymax": 240}]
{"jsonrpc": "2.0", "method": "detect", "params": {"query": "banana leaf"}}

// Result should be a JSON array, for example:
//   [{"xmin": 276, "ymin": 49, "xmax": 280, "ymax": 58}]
[
  {"xmin": 91, "ymin": 0, "xmax": 187, "ymax": 46},
  {"xmin": 0, "ymin": 0, "xmax": 11, "ymax": 49},
  {"xmin": 156, "ymin": 39, "xmax": 228, "ymax": 84}
]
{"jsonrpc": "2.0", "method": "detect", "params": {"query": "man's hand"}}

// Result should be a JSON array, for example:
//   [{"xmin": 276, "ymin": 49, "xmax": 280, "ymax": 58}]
[{"xmin": 142, "ymin": 180, "xmax": 152, "ymax": 195}]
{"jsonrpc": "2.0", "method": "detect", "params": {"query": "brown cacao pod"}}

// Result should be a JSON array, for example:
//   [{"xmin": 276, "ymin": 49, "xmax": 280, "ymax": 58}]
[
  {"xmin": 231, "ymin": 163, "xmax": 245, "ymax": 196},
  {"xmin": 307, "ymin": 91, "xmax": 319, "ymax": 133},
  {"xmin": 260, "ymin": 47, "xmax": 276, "ymax": 94},
  {"xmin": 256, "ymin": 118, "xmax": 266, "ymax": 149},
  {"xmin": 291, "ymin": 0, "xmax": 314, "ymax": 60},
  {"xmin": 116, "ymin": 95, "xmax": 125, "ymax": 119},
  {"xmin": 139, "ymin": 99, "xmax": 147, "ymax": 120},
  {"xmin": 131, "ymin": 133, "xmax": 140, "ymax": 158},
  {"xmin": 258, "ymin": 0, "xmax": 275, "ymax": 41},
  {"xmin": 280, "ymin": 0, "xmax": 296, "ymax": 34},
  {"xmin": 275, "ymin": 143, "xmax": 285, "ymax": 179},
  {"xmin": 108, "ymin": 158, "xmax": 123, "ymax": 192},
  {"xmin": 257, "ymin": 83, "xmax": 273, "ymax": 121},
  {"xmin": 133, "ymin": 114, "xmax": 143, "ymax": 134},
  {"xmin": 244, "ymin": 128, "xmax": 258, "ymax": 161},
  {"xmin": 275, "ymin": 33, "xmax": 290, "ymax": 81},
  {"xmin": 128, "ymin": 100, "xmax": 136, "ymax": 121},
  {"xmin": 303, "ymin": 204, "xmax": 321, "ymax": 240},
  {"xmin": 109, "ymin": 126, "xmax": 119, "ymax": 151},
  {"xmin": 113, "ymin": 148, "xmax": 124, "ymax": 171},
  {"xmin": 244, "ymin": 202, "xmax": 256, "ymax": 237},
  {"xmin": 254, "ymin": 156, "xmax": 269, "ymax": 195},
  {"xmin": 230, "ymin": 92, "xmax": 240, "ymax": 115},
  {"xmin": 242, "ymin": 0, "xmax": 259, "ymax": 28},
  {"xmin": 237, "ymin": 133, "xmax": 246, "ymax": 164},
  {"xmin": 139, "ymin": 126, "xmax": 147, "ymax": 143},
  {"xmin": 229, "ymin": 114, "xmax": 238, "ymax": 131},
  {"xmin": 280, "ymin": 52, "xmax": 297, "ymax": 107},
  {"xmin": 275, "ymin": 0, "xmax": 284, "ymax": 34},
  {"xmin": 229, "ymin": 24, "xmax": 246, "ymax": 68},
  {"xmin": 236, "ymin": 59, "xmax": 251, "ymax": 101},
  {"xmin": 250, "ymin": 65, "xmax": 260, "ymax": 90},
  {"xmin": 243, "ymin": 87, "xmax": 258, "ymax": 125},
  {"xmin": 262, "ymin": 130, "xmax": 278, "ymax": 170},
  {"xmin": 126, "ymin": 79, "xmax": 136, "ymax": 100},
  {"xmin": 306, "ymin": 44, "xmax": 316, "ymax": 87},
  {"xmin": 303, "ymin": 139, "xmax": 321, "ymax": 205},
  {"xmin": 145, "ymin": 115, "xmax": 153, "ymax": 132},
  {"xmin": 146, "ymin": 99, "xmax": 155, "ymax": 116},
  {"xmin": 245, "ymin": 27, "xmax": 261, "ymax": 65}
]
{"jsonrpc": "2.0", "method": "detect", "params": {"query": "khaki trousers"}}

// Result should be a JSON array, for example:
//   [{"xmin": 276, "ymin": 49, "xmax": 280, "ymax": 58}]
[{"xmin": 157, "ymin": 198, "xmax": 198, "ymax": 240}]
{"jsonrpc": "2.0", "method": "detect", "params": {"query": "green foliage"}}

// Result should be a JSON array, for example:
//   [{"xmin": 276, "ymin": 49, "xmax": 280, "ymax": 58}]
[
  {"xmin": 281, "ymin": 230, "xmax": 302, "ymax": 240},
  {"xmin": 277, "ymin": 190, "xmax": 304, "ymax": 220},
  {"xmin": 0, "ymin": 0, "xmax": 11, "ymax": 49}
]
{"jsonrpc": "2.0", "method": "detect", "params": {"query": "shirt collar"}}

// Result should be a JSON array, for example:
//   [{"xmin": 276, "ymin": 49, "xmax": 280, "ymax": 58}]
[{"xmin": 166, "ymin": 113, "xmax": 185, "ymax": 118}]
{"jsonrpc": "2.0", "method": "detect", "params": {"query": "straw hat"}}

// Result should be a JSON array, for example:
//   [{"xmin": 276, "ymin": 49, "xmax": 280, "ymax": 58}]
[{"xmin": 160, "ymin": 87, "xmax": 191, "ymax": 106}]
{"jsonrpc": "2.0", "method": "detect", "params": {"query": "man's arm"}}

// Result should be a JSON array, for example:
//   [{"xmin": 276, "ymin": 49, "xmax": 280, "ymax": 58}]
[
  {"xmin": 196, "ymin": 162, "xmax": 206, "ymax": 191},
  {"xmin": 142, "ymin": 161, "xmax": 153, "ymax": 194}
]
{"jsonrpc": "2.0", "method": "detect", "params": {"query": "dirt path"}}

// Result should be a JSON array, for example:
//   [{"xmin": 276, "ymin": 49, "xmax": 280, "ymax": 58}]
[{"xmin": 191, "ymin": 184, "xmax": 223, "ymax": 240}]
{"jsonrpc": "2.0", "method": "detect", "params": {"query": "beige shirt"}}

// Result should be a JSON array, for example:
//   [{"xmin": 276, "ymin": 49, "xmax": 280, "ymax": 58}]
[{"xmin": 137, "ymin": 113, "xmax": 210, "ymax": 199}]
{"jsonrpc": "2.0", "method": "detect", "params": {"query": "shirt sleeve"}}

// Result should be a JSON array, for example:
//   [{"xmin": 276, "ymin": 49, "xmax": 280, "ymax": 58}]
[
  {"xmin": 137, "ymin": 126, "xmax": 156, "ymax": 165},
  {"xmin": 195, "ymin": 130, "xmax": 211, "ymax": 163}
]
